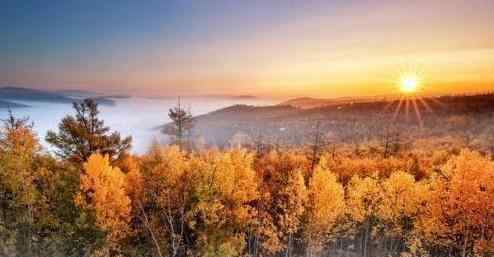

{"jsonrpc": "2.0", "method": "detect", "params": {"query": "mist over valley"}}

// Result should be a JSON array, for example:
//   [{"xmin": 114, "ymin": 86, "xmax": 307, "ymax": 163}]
[{"xmin": 0, "ymin": 87, "xmax": 275, "ymax": 153}]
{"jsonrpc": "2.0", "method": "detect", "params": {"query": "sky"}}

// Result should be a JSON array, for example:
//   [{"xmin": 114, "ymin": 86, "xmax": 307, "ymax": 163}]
[{"xmin": 1, "ymin": 0, "xmax": 494, "ymax": 98}]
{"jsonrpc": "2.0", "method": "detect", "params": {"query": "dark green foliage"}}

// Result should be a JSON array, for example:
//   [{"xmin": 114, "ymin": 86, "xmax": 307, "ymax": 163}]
[{"xmin": 46, "ymin": 99, "xmax": 132, "ymax": 163}]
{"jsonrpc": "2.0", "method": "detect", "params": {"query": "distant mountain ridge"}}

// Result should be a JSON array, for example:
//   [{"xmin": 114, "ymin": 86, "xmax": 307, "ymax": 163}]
[
  {"xmin": 0, "ymin": 87, "xmax": 116, "ymax": 105},
  {"xmin": 55, "ymin": 89, "xmax": 131, "ymax": 99},
  {"xmin": 0, "ymin": 99, "xmax": 29, "ymax": 109},
  {"xmin": 0, "ymin": 87, "xmax": 75, "ymax": 103},
  {"xmin": 55, "ymin": 89, "xmax": 100, "ymax": 98},
  {"xmin": 279, "ymin": 96, "xmax": 395, "ymax": 109}
]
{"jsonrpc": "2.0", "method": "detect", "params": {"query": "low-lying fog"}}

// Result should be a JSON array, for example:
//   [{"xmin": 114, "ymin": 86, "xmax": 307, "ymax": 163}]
[{"xmin": 0, "ymin": 97, "xmax": 275, "ymax": 154}]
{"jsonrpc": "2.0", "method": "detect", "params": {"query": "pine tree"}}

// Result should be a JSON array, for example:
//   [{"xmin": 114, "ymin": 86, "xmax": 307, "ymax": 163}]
[
  {"xmin": 166, "ymin": 97, "xmax": 193, "ymax": 149},
  {"xmin": 46, "ymin": 99, "xmax": 132, "ymax": 163}
]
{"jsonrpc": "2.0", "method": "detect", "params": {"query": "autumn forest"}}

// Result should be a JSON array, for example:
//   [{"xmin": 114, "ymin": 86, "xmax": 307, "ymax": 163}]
[
  {"xmin": 4, "ymin": 1, "xmax": 494, "ymax": 256},
  {"xmin": 1, "ymin": 97, "xmax": 494, "ymax": 257}
]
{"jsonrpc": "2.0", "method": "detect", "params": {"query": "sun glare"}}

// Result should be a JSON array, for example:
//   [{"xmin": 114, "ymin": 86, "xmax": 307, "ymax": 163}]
[
  {"xmin": 384, "ymin": 70, "xmax": 436, "ymax": 128},
  {"xmin": 400, "ymin": 74, "xmax": 420, "ymax": 94}
]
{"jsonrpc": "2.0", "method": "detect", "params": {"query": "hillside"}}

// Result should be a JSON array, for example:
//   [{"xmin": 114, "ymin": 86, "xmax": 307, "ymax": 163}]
[
  {"xmin": 279, "ymin": 97, "xmax": 346, "ymax": 109},
  {"xmin": 163, "ymin": 93, "xmax": 494, "ymax": 146}
]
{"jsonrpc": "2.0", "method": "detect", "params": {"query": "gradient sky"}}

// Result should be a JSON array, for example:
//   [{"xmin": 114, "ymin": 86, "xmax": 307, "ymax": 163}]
[{"xmin": 2, "ymin": 0, "xmax": 494, "ymax": 98}]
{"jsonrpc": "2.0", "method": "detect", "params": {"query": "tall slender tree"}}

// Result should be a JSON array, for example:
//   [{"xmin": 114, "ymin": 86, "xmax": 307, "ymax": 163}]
[{"xmin": 166, "ymin": 97, "xmax": 193, "ymax": 149}]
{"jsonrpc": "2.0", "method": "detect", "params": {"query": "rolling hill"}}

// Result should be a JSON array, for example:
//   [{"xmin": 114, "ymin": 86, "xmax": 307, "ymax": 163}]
[{"xmin": 162, "ymin": 93, "xmax": 494, "ymax": 146}]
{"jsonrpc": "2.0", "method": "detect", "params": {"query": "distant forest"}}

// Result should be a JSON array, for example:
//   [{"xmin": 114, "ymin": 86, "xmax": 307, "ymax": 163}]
[{"xmin": 165, "ymin": 93, "xmax": 494, "ymax": 153}]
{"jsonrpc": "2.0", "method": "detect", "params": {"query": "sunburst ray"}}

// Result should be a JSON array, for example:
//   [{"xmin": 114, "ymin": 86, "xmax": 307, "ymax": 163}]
[{"xmin": 412, "ymin": 98, "xmax": 423, "ymax": 128}]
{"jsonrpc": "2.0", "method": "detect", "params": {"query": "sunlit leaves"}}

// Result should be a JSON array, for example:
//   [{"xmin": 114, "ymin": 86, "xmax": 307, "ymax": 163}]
[
  {"xmin": 417, "ymin": 150, "xmax": 494, "ymax": 256},
  {"xmin": 190, "ymin": 149, "xmax": 259, "ymax": 257},
  {"xmin": 4, "ymin": 117, "xmax": 494, "ymax": 257},
  {"xmin": 77, "ymin": 154, "xmax": 131, "ymax": 249},
  {"xmin": 305, "ymin": 157, "xmax": 345, "ymax": 255}
]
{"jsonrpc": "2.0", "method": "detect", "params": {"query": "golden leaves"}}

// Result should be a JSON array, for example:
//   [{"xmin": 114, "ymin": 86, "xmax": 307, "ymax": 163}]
[
  {"xmin": 77, "ymin": 154, "xmax": 131, "ymax": 244},
  {"xmin": 347, "ymin": 175, "xmax": 382, "ymax": 223},
  {"xmin": 67, "ymin": 147, "xmax": 494, "ymax": 256},
  {"xmin": 305, "ymin": 158, "xmax": 345, "ymax": 254},
  {"xmin": 379, "ymin": 171, "xmax": 419, "ymax": 222},
  {"xmin": 416, "ymin": 149, "xmax": 494, "ymax": 255}
]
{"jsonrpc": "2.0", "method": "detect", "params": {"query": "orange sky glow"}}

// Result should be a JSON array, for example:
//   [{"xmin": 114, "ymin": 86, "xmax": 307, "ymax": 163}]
[{"xmin": 2, "ymin": 1, "xmax": 493, "ymax": 98}]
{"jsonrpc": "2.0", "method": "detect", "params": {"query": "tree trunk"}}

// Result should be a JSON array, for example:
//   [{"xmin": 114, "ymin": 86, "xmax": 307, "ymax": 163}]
[
  {"xmin": 461, "ymin": 229, "xmax": 469, "ymax": 257},
  {"xmin": 137, "ymin": 200, "xmax": 164, "ymax": 257},
  {"xmin": 363, "ymin": 222, "xmax": 370, "ymax": 257}
]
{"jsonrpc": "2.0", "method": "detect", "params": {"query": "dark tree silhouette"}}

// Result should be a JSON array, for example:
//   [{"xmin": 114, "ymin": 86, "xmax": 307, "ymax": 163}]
[
  {"xmin": 166, "ymin": 97, "xmax": 193, "ymax": 149},
  {"xmin": 46, "ymin": 99, "xmax": 132, "ymax": 163},
  {"xmin": 381, "ymin": 124, "xmax": 401, "ymax": 159},
  {"xmin": 308, "ymin": 120, "xmax": 329, "ymax": 171}
]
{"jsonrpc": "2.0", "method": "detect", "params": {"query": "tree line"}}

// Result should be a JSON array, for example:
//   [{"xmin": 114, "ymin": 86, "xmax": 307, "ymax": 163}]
[{"xmin": 1, "ymin": 99, "xmax": 493, "ymax": 257}]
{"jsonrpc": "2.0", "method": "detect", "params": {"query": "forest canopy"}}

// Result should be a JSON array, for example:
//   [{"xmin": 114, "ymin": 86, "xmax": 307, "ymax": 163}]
[{"xmin": 1, "ymin": 98, "xmax": 494, "ymax": 257}]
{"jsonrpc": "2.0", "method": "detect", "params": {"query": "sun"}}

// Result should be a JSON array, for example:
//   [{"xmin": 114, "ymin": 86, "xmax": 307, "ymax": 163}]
[
  {"xmin": 383, "ymin": 69, "xmax": 434, "ymax": 128},
  {"xmin": 399, "ymin": 74, "xmax": 420, "ymax": 94}
]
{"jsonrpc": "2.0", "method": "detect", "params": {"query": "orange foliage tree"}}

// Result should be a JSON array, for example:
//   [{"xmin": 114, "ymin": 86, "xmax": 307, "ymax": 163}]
[
  {"xmin": 378, "ymin": 171, "xmax": 428, "ymax": 255},
  {"xmin": 304, "ymin": 157, "xmax": 345, "ymax": 256},
  {"xmin": 137, "ymin": 145, "xmax": 191, "ymax": 257},
  {"xmin": 254, "ymin": 151, "xmax": 309, "ymax": 256},
  {"xmin": 189, "ymin": 149, "xmax": 259, "ymax": 257},
  {"xmin": 416, "ymin": 150, "xmax": 494, "ymax": 257},
  {"xmin": 76, "ymin": 154, "xmax": 132, "ymax": 253},
  {"xmin": 346, "ymin": 174, "xmax": 383, "ymax": 257}
]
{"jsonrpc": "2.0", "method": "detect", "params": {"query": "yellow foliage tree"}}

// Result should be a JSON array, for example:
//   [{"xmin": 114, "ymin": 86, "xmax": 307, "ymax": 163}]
[
  {"xmin": 76, "ymin": 154, "xmax": 132, "ymax": 252},
  {"xmin": 379, "ymin": 171, "xmax": 419, "ymax": 231},
  {"xmin": 190, "ymin": 149, "xmax": 259, "ymax": 257},
  {"xmin": 378, "ymin": 170, "xmax": 429, "ymax": 256},
  {"xmin": 254, "ymin": 151, "xmax": 308, "ymax": 256},
  {"xmin": 346, "ymin": 175, "xmax": 383, "ymax": 257},
  {"xmin": 305, "ymin": 157, "xmax": 345, "ymax": 256},
  {"xmin": 0, "ymin": 113, "xmax": 40, "ymax": 256},
  {"xmin": 137, "ymin": 145, "xmax": 190, "ymax": 257},
  {"xmin": 416, "ymin": 150, "xmax": 494, "ymax": 257}
]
